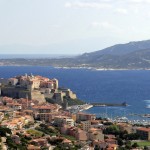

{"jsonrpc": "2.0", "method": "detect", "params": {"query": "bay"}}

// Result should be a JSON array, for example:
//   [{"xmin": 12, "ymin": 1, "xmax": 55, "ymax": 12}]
[{"xmin": 0, "ymin": 66, "xmax": 150, "ymax": 121}]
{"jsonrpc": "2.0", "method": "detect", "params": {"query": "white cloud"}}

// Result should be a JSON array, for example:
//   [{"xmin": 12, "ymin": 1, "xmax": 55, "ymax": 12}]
[
  {"xmin": 130, "ymin": 0, "xmax": 143, "ymax": 2},
  {"xmin": 92, "ymin": 22, "xmax": 113, "ymax": 28},
  {"xmin": 129, "ymin": 0, "xmax": 150, "ymax": 4},
  {"xmin": 65, "ymin": 2, "xmax": 72, "ymax": 8},
  {"xmin": 132, "ymin": 7, "xmax": 139, "ymax": 14},
  {"xmin": 65, "ymin": 2, "xmax": 112, "ymax": 9},
  {"xmin": 91, "ymin": 21, "xmax": 123, "ymax": 34},
  {"xmin": 114, "ymin": 8, "xmax": 128, "ymax": 14},
  {"xmin": 51, "ymin": 25, "xmax": 61, "ymax": 28}
]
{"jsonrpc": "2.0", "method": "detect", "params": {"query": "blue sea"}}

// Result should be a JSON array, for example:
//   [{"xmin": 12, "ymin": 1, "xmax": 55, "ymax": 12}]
[{"xmin": 0, "ymin": 66, "xmax": 150, "ymax": 121}]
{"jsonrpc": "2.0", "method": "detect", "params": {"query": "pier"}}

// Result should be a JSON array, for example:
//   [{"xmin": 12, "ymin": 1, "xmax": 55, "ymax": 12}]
[{"xmin": 91, "ymin": 102, "xmax": 127, "ymax": 107}]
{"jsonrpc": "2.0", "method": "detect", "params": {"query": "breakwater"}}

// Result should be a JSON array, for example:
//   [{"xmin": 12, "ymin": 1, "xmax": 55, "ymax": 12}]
[{"xmin": 91, "ymin": 102, "xmax": 127, "ymax": 107}]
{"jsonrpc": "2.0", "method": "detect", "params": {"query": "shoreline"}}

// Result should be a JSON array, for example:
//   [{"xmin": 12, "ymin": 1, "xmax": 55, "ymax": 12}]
[
  {"xmin": 54, "ymin": 66, "xmax": 150, "ymax": 71},
  {"xmin": 1, "ymin": 65, "xmax": 150, "ymax": 71}
]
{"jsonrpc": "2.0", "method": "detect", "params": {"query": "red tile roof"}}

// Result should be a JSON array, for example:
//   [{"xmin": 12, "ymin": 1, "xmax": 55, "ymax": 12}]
[{"xmin": 137, "ymin": 127, "xmax": 150, "ymax": 132}]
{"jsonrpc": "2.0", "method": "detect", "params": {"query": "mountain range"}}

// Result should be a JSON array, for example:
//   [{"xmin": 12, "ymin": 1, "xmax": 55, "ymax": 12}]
[
  {"xmin": 1, "ymin": 39, "xmax": 150, "ymax": 69},
  {"xmin": 74, "ymin": 39, "xmax": 150, "ymax": 69}
]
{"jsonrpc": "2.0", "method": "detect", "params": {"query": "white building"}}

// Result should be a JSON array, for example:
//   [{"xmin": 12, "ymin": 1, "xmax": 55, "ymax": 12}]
[{"xmin": 63, "ymin": 118, "xmax": 74, "ymax": 127}]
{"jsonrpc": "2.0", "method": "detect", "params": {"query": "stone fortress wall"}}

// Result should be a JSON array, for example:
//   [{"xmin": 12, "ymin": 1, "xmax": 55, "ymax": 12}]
[{"xmin": 0, "ymin": 74, "xmax": 76, "ymax": 105}]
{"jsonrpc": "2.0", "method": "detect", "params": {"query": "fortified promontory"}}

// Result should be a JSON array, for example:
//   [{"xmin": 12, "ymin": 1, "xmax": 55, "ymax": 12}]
[{"xmin": 0, "ymin": 74, "xmax": 79, "ymax": 107}]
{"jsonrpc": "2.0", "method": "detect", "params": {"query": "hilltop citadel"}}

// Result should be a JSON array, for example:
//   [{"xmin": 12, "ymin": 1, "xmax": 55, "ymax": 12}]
[{"xmin": 0, "ymin": 74, "xmax": 77, "ymax": 107}]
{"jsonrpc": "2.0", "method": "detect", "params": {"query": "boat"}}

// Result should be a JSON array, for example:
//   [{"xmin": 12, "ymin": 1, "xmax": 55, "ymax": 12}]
[
  {"xmin": 142, "ymin": 114, "xmax": 150, "ymax": 118},
  {"xmin": 114, "ymin": 116, "xmax": 129, "ymax": 122}
]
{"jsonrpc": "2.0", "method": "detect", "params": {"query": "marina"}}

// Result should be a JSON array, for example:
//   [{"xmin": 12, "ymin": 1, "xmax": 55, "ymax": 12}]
[{"xmin": 67, "ymin": 103, "xmax": 150, "ymax": 125}]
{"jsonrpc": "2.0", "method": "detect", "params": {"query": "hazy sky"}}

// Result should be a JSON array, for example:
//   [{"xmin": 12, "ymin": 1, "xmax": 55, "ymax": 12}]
[{"xmin": 0, "ymin": 0, "xmax": 150, "ymax": 54}]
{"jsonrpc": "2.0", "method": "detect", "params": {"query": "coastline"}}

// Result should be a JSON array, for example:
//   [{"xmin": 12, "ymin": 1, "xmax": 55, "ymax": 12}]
[
  {"xmin": 1, "ymin": 65, "xmax": 150, "ymax": 71},
  {"xmin": 0, "ymin": 66, "xmax": 150, "ymax": 124}
]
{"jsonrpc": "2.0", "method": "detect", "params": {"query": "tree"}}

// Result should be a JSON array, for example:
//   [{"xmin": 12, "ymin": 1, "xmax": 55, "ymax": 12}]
[
  {"xmin": 117, "ymin": 147, "xmax": 127, "ymax": 150},
  {"xmin": 125, "ymin": 133, "xmax": 140, "ymax": 140},
  {"xmin": 0, "ymin": 127, "xmax": 11, "ymax": 137},
  {"xmin": 132, "ymin": 142, "xmax": 139, "ymax": 148},
  {"xmin": 144, "ymin": 146, "xmax": 149, "ymax": 150},
  {"xmin": 117, "ymin": 138, "xmax": 124, "ymax": 146},
  {"xmin": 103, "ymin": 125, "xmax": 120, "ymax": 135},
  {"xmin": 118, "ymin": 130, "xmax": 128, "ymax": 139},
  {"xmin": 94, "ymin": 145, "xmax": 99, "ymax": 150},
  {"xmin": 125, "ymin": 141, "xmax": 131, "ymax": 149}
]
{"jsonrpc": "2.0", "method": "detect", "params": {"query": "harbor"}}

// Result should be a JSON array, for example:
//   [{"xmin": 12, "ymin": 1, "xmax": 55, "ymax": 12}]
[{"xmin": 67, "ymin": 102, "xmax": 150, "ymax": 125}]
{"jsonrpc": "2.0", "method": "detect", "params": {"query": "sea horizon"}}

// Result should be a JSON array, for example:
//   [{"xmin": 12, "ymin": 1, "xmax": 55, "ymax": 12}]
[{"xmin": 0, "ymin": 54, "xmax": 77, "ymax": 59}]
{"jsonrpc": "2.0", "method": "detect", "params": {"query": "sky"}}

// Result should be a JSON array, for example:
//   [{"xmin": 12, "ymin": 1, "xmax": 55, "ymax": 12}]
[{"xmin": 0, "ymin": 0, "xmax": 150, "ymax": 54}]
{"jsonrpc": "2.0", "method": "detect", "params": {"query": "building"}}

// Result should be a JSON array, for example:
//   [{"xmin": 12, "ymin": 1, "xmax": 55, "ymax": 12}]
[
  {"xmin": 1, "ymin": 97, "xmax": 13, "ymax": 104},
  {"xmin": 53, "ymin": 92, "xmax": 66, "ymax": 104},
  {"xmin": 91, "ymin": 120, "xmax": 104, "ymax": 129},
  {"xmin": 52, "ymin": 78, "xmax": 59, "ymax": 89},
  {"xmin": 76, "ymin": 112, "xmax": 96, "ymax": 122},
  {"xmin": 27, "ymin": 145, "xmax": 41, "ymax": 150},
  {"xmin": 54, "ymin": 116, "xmax": 74, "ymax": 127},
  {"xmin": 88, "ymin": 128, "xmax": 104, "ymax": 141},
  {"xmin": 18, "ymin": 75, "xmax": 59, "ymax": 90},
  {"xmin": 7, "ymin": 103, "xmax": 22, "ymax": 111},
  {"xmin": 81, "ymin": 120, "xmax": 91, "ymax": 131},
  {"xmin": 12, "ymin": 135, "xmax": 21, "ymax": 144},
  {"xmin": 33, "ymin": 104, "xmax": 59, "ymax": 113},
  {"xmin": 62, "ymin": 139, "xmax": 72, "ymax": 147},
  {"xmin": 75, "ymin": 129, "xmax": 88, "ymax": 141},
  {"xmin": 8, "ymin": 78, "xmax": 18, "ymax": 86},
  {"xmin": 117, "ymin": 123, "xmax": 133, "ymax": 134},
  {"xmin": 0, "ymin": 112, "xmax": 4, "ymax": 121},
  {"xmin": 63, "ymin": 118, "xmax": 74, "ymax": 127},
  {"xmin": 60, "ymin": 88, "xmax": 77, "ymax": 99},
  {"xmin": 136, "ymin": 127, "xmax": 150, "ymax": 141},
  {"xmin": 30, "ymin": 138, "xmax": 48, "ymax": 147},
  {"xmin": 38, "ymin": 113, "xmax": 54, "ymax": 122}
]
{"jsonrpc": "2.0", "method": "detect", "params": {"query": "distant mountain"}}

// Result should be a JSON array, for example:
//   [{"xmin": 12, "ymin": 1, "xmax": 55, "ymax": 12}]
[
  {"xmin": 72, "ymin": 39, "xmax": 150, "ymax": 69},
  {"xmin": 1, "ymin": 40, "xmax": 150, "ymax": 69},
  {"xmin": 80, "ymin": 39, "xmax": 150, "ymax": 57}
]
